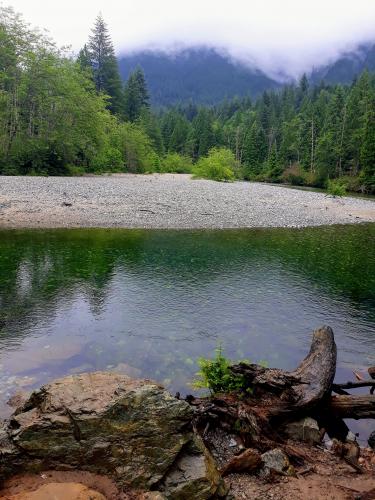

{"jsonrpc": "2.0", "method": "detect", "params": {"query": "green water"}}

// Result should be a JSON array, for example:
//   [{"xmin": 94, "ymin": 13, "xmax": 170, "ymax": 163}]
[{"xmin": 0, "ymin": 224, "xmax": 374, "ymax": 438}]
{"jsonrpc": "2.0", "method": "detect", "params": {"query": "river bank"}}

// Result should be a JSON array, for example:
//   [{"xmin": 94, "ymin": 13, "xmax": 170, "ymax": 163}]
[
  {"xmin": 1, "ymin": 327, "xmax": 375, "ymax": 500},
  {"xmin": 0, "ymin": 174, "xmax": 374, "ymax": 229}
]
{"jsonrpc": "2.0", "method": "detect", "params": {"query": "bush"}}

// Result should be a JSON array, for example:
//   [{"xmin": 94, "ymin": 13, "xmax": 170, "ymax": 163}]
[
  {"xmin": 192, "ymin": 147, "xmax": 238, "ymax": 182},
  {"xmin": 281, "ymin": 164, "xmax": 306, "ymax": 185},
  {"xmin": 160, "ymin": 152, "xmax": 192, "ymax": 173},
  {"xmin": 90, "ymin": 146, "xmax": 124, "ymax": 173},
  {"xmin": 66, "ymin": 165, "xmax": 86, "ymax": 176},
  {"xmin": 326, "ymin": 179, "xmax": 347, "ymax": 197},
  {"xmin": 304, "ymin": 171, "xmax": 326, "ymax": 188},
  {"xmin": 193, "ymin": 345, "xmax": 249, "ymax": 394},
  {"xmin": 118, "ymin": 123, "xmax": 157, "ymax": 173}
]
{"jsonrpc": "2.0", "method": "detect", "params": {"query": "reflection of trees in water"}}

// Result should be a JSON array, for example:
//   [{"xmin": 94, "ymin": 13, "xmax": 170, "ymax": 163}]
[{"xmin": 0, "ymin": 225, "xmax": 374, "ymax": 346}]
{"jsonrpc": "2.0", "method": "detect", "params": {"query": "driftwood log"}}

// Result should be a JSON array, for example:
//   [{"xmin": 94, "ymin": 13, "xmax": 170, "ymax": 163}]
[{"xmin": 190, "ymin": 326, "xmax": 375, "ymax": 458}]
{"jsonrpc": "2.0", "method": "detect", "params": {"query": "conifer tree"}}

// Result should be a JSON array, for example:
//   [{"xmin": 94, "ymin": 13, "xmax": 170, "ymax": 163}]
[
  {"xmin": 360, "ymin": 89, "xmax": 375, "ymax": 190},
  {"xmin": 77, "ymin": 44, "xmax": 92, "ymax": 73},
  {"xmin": 266, "ymin": 142, "xmax": 282, "ymax": 181},
  {"xmin": 243, "ymin": 121, "xmax": 267, "ymax": 176},
  {"xmin": 189, "ymin": 109, "xmax": 215, "ymax": 159},
  {"xmin": 123, "ymin": 67, "xmax": 150, "ymax": 122},
  {"xmin": 87, "ymin": 14, "xmax": 123, "ymax": 115}
]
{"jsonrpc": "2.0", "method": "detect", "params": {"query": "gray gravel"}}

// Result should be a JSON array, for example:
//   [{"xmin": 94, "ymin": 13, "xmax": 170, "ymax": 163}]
[{"xmin": 0, "ymin": 173, "xmax": 374, "ymax": 229}]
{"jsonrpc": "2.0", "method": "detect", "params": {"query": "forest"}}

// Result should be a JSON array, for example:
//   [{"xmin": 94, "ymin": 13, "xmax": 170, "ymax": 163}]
[{"xmin": 1, "ymin": 6, "xmax": 374, "ymax": 193}]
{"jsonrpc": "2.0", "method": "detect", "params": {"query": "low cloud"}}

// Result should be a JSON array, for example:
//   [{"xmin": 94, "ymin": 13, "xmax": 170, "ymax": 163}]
[{"xmin": 7, "ymin": 0, "xmax": 375, "ymax": 79}]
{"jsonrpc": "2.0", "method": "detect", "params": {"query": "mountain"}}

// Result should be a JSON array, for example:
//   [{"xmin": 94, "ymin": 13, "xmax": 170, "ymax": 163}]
[
  {"xmin": 310, "ymin": 43, "xmax": 375, "ymax": 85},
  {"xmin": 118, "ymin": 44, "xmax": 375, "ymax": 107},
  {"xmin": 118, "ymin": 47, "xmax": 280, "ymax": 106}
]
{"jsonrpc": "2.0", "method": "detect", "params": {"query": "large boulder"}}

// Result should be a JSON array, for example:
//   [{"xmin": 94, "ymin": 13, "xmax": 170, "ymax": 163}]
[{"xmin": 0, "ymin": 372, "xmax": 225, "ymax": 499}]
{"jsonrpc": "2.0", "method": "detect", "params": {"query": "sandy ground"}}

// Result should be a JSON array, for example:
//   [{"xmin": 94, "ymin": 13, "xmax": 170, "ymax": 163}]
[{"xmin": 0, "ymin": 174, "xmax": 374, "ymax": 229}]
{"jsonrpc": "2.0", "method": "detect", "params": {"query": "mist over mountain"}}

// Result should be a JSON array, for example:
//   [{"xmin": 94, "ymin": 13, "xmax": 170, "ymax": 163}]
[
  {"xmin": 119, "ymin": 44, "xmax": 375, "ymax": 106},
  {"xmin": 310, "ymin": 43, "xmax": 375, "ymax": 85},
  {"xmin": 118, "ymin": 48, "xmax": 281, "ymax": 106}
]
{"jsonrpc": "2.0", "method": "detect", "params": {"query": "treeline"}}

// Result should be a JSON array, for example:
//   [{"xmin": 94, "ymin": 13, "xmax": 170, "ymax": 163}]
[
  {"xmin": 1, "ymin": 7, "xmax": 374, "ymax": 193},
  {"xmin": 0, "ymin": 8, "xmax": 160, "ymax": 176},
  {"xmin": 161, "ymin": 73, "xmax": 375, "ymax": 193}
]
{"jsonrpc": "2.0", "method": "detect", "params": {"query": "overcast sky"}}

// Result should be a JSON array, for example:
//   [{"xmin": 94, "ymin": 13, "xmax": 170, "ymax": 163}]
[{"xmin": 5, "ymin": 0, "xmax": 375, "ymax": 78}]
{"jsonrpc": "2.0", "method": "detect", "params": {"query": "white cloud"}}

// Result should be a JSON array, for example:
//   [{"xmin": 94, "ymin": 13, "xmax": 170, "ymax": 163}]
[{"xmin": 4, "ymin": 0, "xmax": 375, "ymax": 78}]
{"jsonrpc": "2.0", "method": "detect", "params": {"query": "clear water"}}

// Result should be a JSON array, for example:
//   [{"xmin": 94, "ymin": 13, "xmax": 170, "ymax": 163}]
[{"xmin": 0, "ymin": 225, "xmax": 374, "ymax": 440}]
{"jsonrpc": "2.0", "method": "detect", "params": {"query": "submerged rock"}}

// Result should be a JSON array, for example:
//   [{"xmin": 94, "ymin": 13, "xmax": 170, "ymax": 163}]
[{"xmin": 0, "ymin": 372, "xmax": 225, "ymax": 499}]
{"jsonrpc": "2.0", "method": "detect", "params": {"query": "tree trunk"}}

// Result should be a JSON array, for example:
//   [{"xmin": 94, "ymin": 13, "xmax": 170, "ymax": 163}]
[
  {"xmin": 230, "ymin": 326, "xmax": 336, "ymax": 419},
  {"xmin": 328, "ymin": 395, "xmax": 375, "ymax": 419},
  {"xmin": 190, "ymin": 326, "xmax": 373, "ymax": 453}
]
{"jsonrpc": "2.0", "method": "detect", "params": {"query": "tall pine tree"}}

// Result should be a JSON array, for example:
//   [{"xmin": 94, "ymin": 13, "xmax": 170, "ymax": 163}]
[
  {"xmin": 360, "ymin": 88, "xmax": 375, "ymax": 191},
  {"xmin": 87, "ymin": 14, "xmax": 123, "ymax": 115},
  {"xmin": 123, "ymin": 67, "xmax": 150, "ymax": 122}
]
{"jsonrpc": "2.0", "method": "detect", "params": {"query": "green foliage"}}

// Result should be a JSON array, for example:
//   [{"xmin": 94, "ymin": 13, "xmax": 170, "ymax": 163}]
[
  {"xmin": 123, "ymin": 67, "xmax": 150, "ymax": 122},
  {"xmin": 65, "ymin": 165, "xmax": 86, "ymax": 176},
  {"xmin": 192, "ymin": 147, "xmax": 237, "ymax": 182},
  {"xmin": 189, "ymin": 109, "xmax": 216, "ymax": 159},
  {"xmin": 117, "ymin": 123, "xmax": 157, "ymax": 173},
  {"xmin": 2, "ymin": 4, "xmax": 375, "ymax": 194},
  {"xmin": 326, "ymin": 179, "xmax": 347, "ymax": 197},
  {"xmin": 193, "ymin": 345, "xmax": 250, "ymax": 394},
  {"xmin": 281, "ymin": 164, "xmax": 307, "ymax": 185},
  {"xmin": 264, "ymin": 144, "xmax": 283, "ymax": 182},
  {"xmin": 160, "ymin": 152, "xmax": 192, "ymax": 173},
  {"xmin": 90, "ymin": 146, "xmax": 124, "ymax": 173},
  {"xmin": 87, "ymin": 14, "xmax": 124, "ymax": 115}
]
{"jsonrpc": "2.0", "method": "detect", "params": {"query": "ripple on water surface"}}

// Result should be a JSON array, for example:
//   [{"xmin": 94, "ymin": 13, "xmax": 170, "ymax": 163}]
[{"xmin": 0, "ymin": 224, "xmax": 374, "ymax": 439}]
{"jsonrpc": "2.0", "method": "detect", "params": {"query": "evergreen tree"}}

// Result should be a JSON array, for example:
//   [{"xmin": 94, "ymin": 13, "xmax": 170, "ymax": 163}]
[
  {"xmin": 266, "ymin": 142, "xmax": 282, "ymax": 181},
  {"xmin": 77, "ymin": 44, "xmax": 92, "ymax": 74},
  {"xmin": 189, "ymin": 109, "xmax": 215, "ymax": 159},
  {"xmin": 360, "ymin": 89, "xmax": 375, "ymax": 191},
  {"xmin": 123, "ymin": 67, "xmax": 149, "ymax": 122},
  {"xmin": 139, "ymin": 107, "xmax": 164, "ymax": 154},
  {"xmin": 87, "ymin": 14, "xmax": 123, "ymax": 115},
  {"xmin": 243, "ymin": 121, "xmax": 267, "ymax": 176}
]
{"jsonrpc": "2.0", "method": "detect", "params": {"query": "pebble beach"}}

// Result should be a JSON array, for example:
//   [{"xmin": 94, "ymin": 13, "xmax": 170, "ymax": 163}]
[{"xmin": 0, "ymin": 173, "xmax": 374, "ymax": 229}]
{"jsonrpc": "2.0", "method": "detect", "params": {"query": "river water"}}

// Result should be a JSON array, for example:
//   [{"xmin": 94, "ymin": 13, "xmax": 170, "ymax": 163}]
[{"xmin": 0, "ymin": 225, "xmax": 374, "ymax": 440}]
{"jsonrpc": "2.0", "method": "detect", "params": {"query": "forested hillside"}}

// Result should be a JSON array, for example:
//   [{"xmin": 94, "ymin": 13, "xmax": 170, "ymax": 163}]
[
  {"xmin": 0, "ymin": 6, "xmax": 374, "ymax": 193},
  {"xmin": 118, "ymin": 44, "xmax": 375, "ymax": 107},
  {"xmin": 311, "ymin": 43, "xmax": 375, "ymax": 86},
  {"xmin": 118, "ymin": 48, "xmax": 280, "ymax": 106}
]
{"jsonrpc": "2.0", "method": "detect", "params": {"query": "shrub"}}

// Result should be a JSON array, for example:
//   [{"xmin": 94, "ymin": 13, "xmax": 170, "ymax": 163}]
[
  {"xmin": 326, "ymin": 179, "xmax": 347, "ymax": 197},
  {"xmin": 192, "ymin": 147, "xmax": 238, "ymax": 182},
  {"xmin": 193, "ymin": 345, "xmax": 250, "ymax": 394},
  {"xmin": 90, "ymin": 146, "xmax": 124, "ymax": 173},
  {"xmin": 160, "ymin": 152, "xmax": 193, "ymax": 173},
  {"xmin": 281, "ymin": 164, "xmax": 306, "ymax": 186},
  {"xmin": 118, "ymin": 123, "xmax": 157, "ymax": 173},
  {"xmin": 304, "ymin": 171, "xmax": 325, "ymax": 188},
  {"xmin": 66, "ymin": 165, "xmax": 86, "ymax": 176}
]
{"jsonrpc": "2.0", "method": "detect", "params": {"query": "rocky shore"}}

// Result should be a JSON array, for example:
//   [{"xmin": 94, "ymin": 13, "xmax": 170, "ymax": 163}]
[
  {"xmin": 1, "ymin": 351, "xmax": 375, "ymax": 499},
  {"xmin": 0, "ymin": 174, "xmax": 374, "ymax": 229}
]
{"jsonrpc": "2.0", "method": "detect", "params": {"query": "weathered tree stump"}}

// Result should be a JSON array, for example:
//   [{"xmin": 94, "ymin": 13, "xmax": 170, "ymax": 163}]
[{"xmin": 190, "ymin": 326, "xmax": 374, "ymax": 461}]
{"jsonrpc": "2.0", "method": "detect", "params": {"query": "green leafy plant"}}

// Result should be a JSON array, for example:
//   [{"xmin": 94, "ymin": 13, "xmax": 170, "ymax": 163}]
[
  {"xmin": 193, "ymin": 345, "xmax": 251, "ymax": 394},
  {"xmin": 326, "ymin": 179, "xmax": 347, "ymax": 197},
  {"xmin": 192, "ymin": 147, "xmax": 237, "ymax": 182},
  {"xmin": 160, "ymin": 152, "xmax": 193, "ymax": 173},
  {"xmin": 281, "ymin": 164, "xmax": 307, "ymax": 186}
]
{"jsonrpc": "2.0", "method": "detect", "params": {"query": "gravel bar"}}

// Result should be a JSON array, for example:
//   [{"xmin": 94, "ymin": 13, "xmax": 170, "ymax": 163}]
[{"xmin": 0, "ymin": 173, "xmax": 374, "ymax": 229}]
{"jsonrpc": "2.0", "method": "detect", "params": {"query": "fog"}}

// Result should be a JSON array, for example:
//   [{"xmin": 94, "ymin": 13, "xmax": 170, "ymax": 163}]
[{"xmin": 6, "ymin": 0, "xmax": 375, "ymax": 79}]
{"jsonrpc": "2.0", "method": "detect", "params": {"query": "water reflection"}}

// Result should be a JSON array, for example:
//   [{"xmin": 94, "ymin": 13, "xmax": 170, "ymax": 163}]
[{"xmin": 0, "ymin": 225, "xmax": 374, "ymax": 439}]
